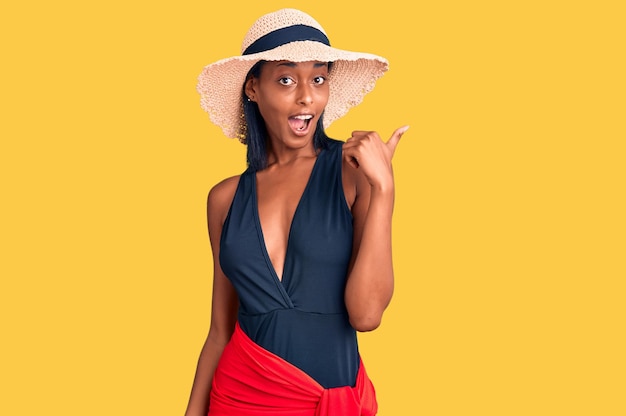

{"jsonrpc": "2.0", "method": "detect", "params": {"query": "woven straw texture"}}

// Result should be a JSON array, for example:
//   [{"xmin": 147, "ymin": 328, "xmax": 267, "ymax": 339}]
[{"xmin": 197, "ymin": 9, "xmax": 388, "ymax": 139}]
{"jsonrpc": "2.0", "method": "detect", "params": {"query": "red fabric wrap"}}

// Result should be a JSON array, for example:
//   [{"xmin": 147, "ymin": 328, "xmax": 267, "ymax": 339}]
[{"xmin": 208, "ymin": 323, "xmax": 378, "ymax": 416}]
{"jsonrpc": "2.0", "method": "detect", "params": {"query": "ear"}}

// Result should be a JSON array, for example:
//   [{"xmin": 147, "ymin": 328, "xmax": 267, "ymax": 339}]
[{"xmin": 244, "ymin": 76, "xmax": 257, "ymax": 102}]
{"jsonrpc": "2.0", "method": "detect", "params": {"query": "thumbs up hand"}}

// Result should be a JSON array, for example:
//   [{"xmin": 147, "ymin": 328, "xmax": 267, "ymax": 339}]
[{"xmin": 342, "ymin": 125, "xmax": 409, "ymax": 189}]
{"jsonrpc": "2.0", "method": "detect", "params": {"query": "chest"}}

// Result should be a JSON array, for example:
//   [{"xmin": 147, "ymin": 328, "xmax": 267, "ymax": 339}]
[
  {"xmin": 218, "ymin": 148, "xmax": 354, "ymax": 311},
  {"xmin": 255, "ymin": 160, "xmax": 315, "ymax": 244}
]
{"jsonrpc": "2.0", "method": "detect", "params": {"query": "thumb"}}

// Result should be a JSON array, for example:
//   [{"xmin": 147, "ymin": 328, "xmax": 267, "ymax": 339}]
[{"xmin": 387, "ymin": 125, "xmax": 410, "ymax": 154}]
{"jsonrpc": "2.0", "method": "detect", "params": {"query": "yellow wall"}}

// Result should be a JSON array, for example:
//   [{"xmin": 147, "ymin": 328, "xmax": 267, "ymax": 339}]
[{"xmin": 1, "ymin": 1, "xmax": 624, "ymax": 415}]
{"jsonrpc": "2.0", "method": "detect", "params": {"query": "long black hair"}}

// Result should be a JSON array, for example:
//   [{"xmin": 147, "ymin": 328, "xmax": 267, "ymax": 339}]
[{"xmin": 240, "ymin": 60, "xmax": 331, "ymax": 172}]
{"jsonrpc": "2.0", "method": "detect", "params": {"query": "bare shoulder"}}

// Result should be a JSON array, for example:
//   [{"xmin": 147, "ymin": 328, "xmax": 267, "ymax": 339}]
[{"xmin": 207, "ymin": 175, "xmax": 241, "ymax": 227}]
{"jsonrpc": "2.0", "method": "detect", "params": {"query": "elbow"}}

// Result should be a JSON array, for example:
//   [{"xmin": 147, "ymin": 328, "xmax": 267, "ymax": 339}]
[
  {"xmin": 345, "ymin": 285, "xmax": 393, "ymax": 332},
  {"xmin": 349, "ymin": 314, "xmax": 382, "ymax": 332},
  {"xmin": 346, "ymin": 294, "xmax": 392, "ymax": 332}
]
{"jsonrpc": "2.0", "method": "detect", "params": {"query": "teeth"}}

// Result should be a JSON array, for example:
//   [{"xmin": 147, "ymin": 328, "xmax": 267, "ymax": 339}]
[{"xmin": 293, "ymin": 115, "xmax": 313, "ymax": 120}]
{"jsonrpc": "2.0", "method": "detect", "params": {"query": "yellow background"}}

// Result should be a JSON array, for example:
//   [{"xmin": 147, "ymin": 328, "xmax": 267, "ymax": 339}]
[{"xmin": 1, "ymin": 1, "xmax": 624, "ymax": 415}]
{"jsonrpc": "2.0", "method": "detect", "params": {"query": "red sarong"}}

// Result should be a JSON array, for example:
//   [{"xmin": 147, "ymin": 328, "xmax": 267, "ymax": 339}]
[{"xmin": 208, "ymin": 323, "xmax": 378, "ymax": 415}]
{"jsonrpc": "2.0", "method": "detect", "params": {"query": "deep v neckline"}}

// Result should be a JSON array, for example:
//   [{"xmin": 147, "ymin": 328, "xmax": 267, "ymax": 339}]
[{"xmin": 253, "ymin": 150, "xmax": 323, "ymax": 285}]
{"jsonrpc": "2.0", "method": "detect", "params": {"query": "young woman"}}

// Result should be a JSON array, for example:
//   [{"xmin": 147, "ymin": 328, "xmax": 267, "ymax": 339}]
[{"xmin": 186, "ymin": 9, "xmax": 408, "ymax": 416}]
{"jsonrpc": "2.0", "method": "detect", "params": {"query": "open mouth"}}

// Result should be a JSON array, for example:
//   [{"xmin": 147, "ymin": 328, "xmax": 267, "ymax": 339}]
[{"xmin": 288, "ymin": 114, "xmax": 313, "ymax": 133}]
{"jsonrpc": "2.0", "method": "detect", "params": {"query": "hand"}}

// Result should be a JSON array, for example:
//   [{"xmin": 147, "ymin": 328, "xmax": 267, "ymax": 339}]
[{"xmin": 342, "ymin": 125, "xmax": 409, "ymax": 189}]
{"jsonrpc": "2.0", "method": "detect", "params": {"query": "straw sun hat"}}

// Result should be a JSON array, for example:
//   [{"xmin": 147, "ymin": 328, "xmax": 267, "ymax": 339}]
[{"xmin": 196, "ymin": 8, "xmax": 389, "ymax": 140}]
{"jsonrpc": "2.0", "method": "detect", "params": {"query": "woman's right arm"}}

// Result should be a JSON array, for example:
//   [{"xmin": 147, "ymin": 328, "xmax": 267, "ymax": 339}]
[{"xmin": 184, "ymin": 177, "xmax": 240, "ymax": 416}]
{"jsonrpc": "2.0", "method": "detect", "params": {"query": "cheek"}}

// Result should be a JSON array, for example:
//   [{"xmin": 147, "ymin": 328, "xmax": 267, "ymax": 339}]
[
  {"xmin": 256, "ymin": 100, "xmax": 287, "ymax": 131},
  {"xmin": 316, "ymin": 86, "xmax": 330, "ymax": 107},
  {"xmin": 257, "ymin": 98, "xmax": 284, "ymax": 121},
  {"xmin": 257, "ymin": 88, "xmax": 287, "ymax": 112}
]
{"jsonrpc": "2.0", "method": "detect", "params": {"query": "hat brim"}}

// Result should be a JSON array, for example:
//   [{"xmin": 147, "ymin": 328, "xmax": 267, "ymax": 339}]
[{"xmin": 196, "ymin": 40, "xmax": 388, "ymax": 139}]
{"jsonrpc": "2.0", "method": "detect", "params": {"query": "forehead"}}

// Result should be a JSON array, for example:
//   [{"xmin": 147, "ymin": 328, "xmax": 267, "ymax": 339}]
[{"xmin": 264, "ymin": 60, "xmax": 329, "ymax": 70}]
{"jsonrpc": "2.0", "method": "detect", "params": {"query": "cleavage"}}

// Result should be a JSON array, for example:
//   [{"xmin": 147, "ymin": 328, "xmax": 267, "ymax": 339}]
[{"xmin": 256, "ymin": 156, "xmax": 317, "ymax": 281}]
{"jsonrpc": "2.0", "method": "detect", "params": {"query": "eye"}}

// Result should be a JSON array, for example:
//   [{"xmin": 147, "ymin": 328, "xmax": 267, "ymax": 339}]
[
  {"xmin": 313, "ymin": 76, "xmax": 326, "ymax": 85},
  {"xmin": 278, "ymin": 77, "xmax": 294, "ymax": 86}
]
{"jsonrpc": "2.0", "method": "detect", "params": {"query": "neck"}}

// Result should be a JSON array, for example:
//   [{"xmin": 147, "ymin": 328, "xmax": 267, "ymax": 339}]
[{"xmin": 266, "ymin": 140, "xmax": 317, "ymax": 167}]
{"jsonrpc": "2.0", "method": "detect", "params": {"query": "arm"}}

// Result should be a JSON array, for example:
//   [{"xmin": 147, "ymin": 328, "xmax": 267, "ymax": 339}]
[
  {"xmin": 185, "ymin": 177, "xmax": 240, "ymax": 416},
  {"xmin": 342, "ymin": 126, "xmax": 409, "ymax": 332}
]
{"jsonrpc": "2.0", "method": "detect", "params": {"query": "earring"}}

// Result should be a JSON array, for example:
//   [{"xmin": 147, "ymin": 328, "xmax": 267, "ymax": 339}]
[{"xmin": 247, "ymin": 97, "xmax": 252, "ymax": 102}]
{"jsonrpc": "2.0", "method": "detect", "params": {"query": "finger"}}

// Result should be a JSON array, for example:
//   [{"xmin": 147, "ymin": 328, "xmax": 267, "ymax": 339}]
[
  {"xmin": 342, "ymin": 149, "xmax": 360, "ymax": 169},
  {"xmin": 350, "ymin": 130, "xmax": 373, "ymax": 137},
  {"xmin": 342, "ymin": 139, "xmax": 359, "ymax": 150},
  {"xmin": 387, "ymin": 125, "xmax": 410, "ymax": 154}
]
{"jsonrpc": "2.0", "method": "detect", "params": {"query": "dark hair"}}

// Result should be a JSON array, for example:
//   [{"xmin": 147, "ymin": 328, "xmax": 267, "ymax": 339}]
[{"xmin": 241, "ymin": 60, "xmax": 331, "ymax": 172}]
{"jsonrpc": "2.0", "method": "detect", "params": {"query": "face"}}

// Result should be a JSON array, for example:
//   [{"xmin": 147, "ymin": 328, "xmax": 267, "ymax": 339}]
[{"xmin": 245, "ymin": 60, "xmax": 330, "ymax": 149}]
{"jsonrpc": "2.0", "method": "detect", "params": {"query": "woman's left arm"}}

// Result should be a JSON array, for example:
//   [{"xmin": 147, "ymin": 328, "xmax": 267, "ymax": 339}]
[{"xmin": 342, "ymin": 126, "xmax": 409, "ymax": 332}]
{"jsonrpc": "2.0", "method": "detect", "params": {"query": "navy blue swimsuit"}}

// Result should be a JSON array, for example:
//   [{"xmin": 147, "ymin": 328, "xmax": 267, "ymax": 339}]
[{"xmin": 219, "ymin": 139, "xmax": 359, "ymax": 389}]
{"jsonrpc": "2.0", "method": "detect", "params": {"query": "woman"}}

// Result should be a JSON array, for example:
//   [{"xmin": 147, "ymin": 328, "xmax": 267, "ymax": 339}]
[{"xmin": 186, "ymin": 8, "xmax": 408, "ymax": 416}]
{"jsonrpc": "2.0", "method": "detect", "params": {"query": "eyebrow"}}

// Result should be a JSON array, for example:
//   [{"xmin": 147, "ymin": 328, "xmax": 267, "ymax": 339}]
[{"xmin": 276, "ymin": 62, "xmax": 328, "ymax": 68}]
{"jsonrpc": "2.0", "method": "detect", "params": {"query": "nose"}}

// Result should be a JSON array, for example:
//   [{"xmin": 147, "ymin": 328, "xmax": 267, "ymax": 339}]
[{"xmin": 296, "ymin": 83, "xmax": 313, "ymax": 106}]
